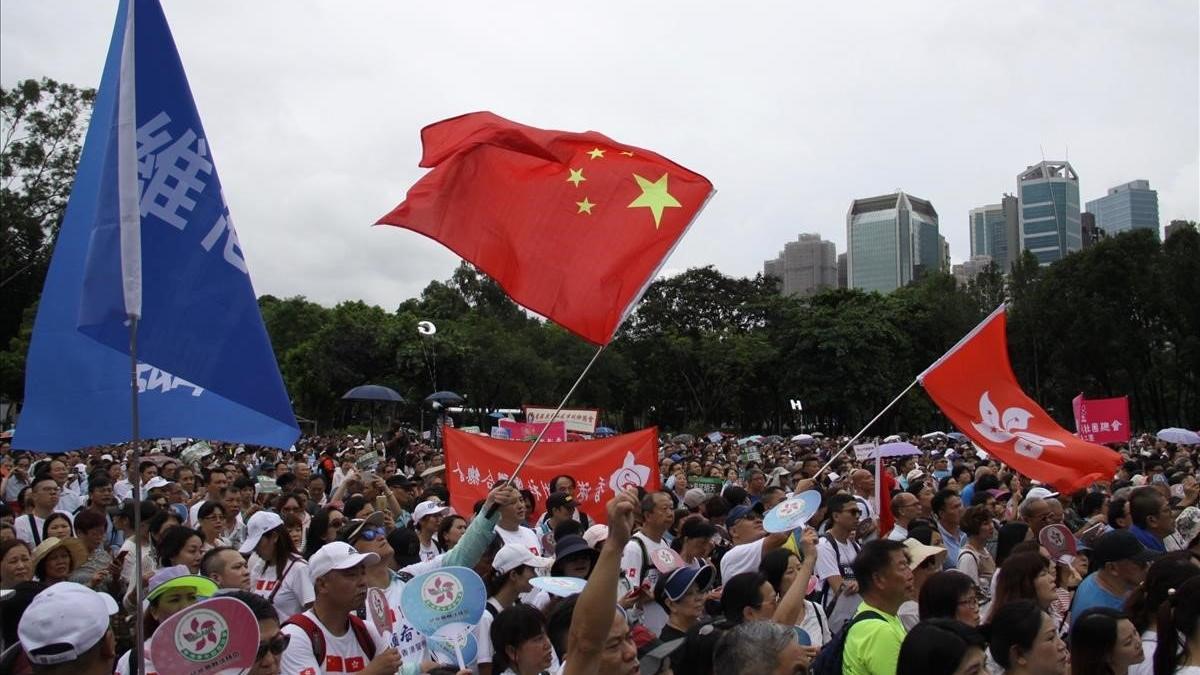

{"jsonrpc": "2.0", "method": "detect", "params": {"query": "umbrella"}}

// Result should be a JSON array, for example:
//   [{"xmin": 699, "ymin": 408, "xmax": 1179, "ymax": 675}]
[
  {"xmin": 791, "ymin": 434, "xmax": 815, "ymax": 445},
  {"xmin": 671, "ymin": 433, "xmax": 695, "ymax": 443},
  {"xmin": 946, "ymin": 432, "xmax": 968, "ymax": 442},
  {"xmin": 737, "ymin": 435, "xmax": 763, "ymax": 446},
  {"xmin": 764, "ymin": 435, "xmax": 784, "ymax": 443},
  {"xmin": 424, "ymin": 391, "xmax": 465, "ymax": 406},
  {"xmin": 921, "ymin": 431, "xmax": 946, "ymax": 440},
  {"xmin": 883, "ymin": 434, "xmax": 903, "ymax": 443},
  {"xmin": 342, "ymin": 384, "xmax": 405, "ymax": 402},
  {"xmin": 595, "ymin": 426, "xmax": 617, "ymax": 437},
  {"xmin": 876, "ymin": 441, "xmax": 921, "ymax": 458},
  {"xmin": 1157, "ymin": 428, "xmax": 1200, "ymax": 445},
  {"xmin": 810, "ymin": 432, "xmax": 825, "ymax": 438}
]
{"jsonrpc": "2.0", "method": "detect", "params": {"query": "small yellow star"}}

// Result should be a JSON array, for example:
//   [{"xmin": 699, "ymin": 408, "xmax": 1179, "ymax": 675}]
[
  {"xmin": 627, "ymin": 173, "xmax": 681, "ymax": 228},
  {"xmin": 576, "ymin": 197, "xmax": 596, "ymax": 215},
  {"xmin": 587, "ymin": 148, "xmax": 605, "ymax": 160},
  {"xmin": 620, "ymin": 151, "xmax": 634, "ymax": 157},
  {"xmin": 566, "ymin": 168, "xmax": 586, "ymax": 187}
]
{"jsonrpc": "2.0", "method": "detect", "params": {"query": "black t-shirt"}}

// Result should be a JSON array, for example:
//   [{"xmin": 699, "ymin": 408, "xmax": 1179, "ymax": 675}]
[{"xmin": 659, "ymin": 624, "xmax": 687, "ymax": 643}]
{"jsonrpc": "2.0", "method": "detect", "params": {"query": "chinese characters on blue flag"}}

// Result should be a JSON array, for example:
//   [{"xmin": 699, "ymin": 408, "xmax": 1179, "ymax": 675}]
[{"xmin": 14, "ymin": 0, "xmax": 298, "ymax": 451}]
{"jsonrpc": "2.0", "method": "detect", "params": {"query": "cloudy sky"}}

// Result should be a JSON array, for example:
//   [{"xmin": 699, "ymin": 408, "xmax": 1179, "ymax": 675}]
[{"xmin": 3, "ymin": 1, "xmax": 1197, "ymax": 310}]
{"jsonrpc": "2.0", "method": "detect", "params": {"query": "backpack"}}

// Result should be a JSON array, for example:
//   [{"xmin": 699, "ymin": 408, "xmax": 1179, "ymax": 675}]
[
  {"xmin": 808, "ymin": 610, "xmax": 883, "ymax": 675},
  {"xmin": 284, "ymin": 613, "xmax": 376, "ymax": 667},
  {"xmin": 817, "ymin": 533, "xmax": 860, "ymax": 614}
]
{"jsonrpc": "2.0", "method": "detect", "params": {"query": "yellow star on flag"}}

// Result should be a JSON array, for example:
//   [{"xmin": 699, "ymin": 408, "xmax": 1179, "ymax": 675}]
[
  {"xmin": 576, "ymin": 197, "xmax": 596, "ymax": 215},
  {"xmin": 566, "ymin": 168, "xmax": 586, "ymax": 187},
  {"xmin": 620, "ymin": 151, "xmax": 634, "ymax": 157},
  {"xmin": 587, "ymin": 148, "xmax": 605, "ymax": 159},
  {"xmin": 627, "ymin": 173, "xmax": 680, "ymax": 228}
]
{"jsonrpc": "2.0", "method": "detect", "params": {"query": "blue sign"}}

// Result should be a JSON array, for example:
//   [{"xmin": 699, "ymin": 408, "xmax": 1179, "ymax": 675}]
[
  {"xmin": 14, "ymin": 0, "xmax": 298, "ymax": 452},
  {"xmin": 427, "ymin": 625, "xmax": 479, "ymax": 667},
  {"xmin": 400, "ymin": 566, "xmax": 487, "ymax": 638},
  {"xmin": 763, "ymin": 490, "xmax": 822, "ymax": 534},
  {"xmin": 530, "ymin": 576, "xmax": 587, "ymax": 597}
]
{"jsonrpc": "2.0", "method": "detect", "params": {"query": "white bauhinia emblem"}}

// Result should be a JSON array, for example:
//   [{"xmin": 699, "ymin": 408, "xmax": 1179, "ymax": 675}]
[
  {"xmin": 971, "ymin": 391, "xmax": 1064, "ymax": 459},
  {"xmin": 608, "ymin": 452, "xmax": 651, "ymax": 493}
]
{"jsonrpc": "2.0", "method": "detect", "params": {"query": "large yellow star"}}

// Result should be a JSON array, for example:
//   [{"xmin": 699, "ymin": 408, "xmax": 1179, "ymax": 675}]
[
  {"xmin": 576, "ymin": 197, "xmax": 596, "ymax": 215},
  {"xmin": 566, "ymin": 168, "xmax": 586, "ymax": 187},
  {"xmin": 587, "ymin": 148, "xmax": 605, "ymax": 160},
  {"xmin": 627, "ymin": 173, "xmax": 680, "ymax": 228}
]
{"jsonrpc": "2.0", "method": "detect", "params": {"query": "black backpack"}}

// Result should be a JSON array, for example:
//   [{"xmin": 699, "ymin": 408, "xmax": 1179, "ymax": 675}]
[{"xmin": 808, "ymin": 609, "xmax": 883, "ymax": 675}]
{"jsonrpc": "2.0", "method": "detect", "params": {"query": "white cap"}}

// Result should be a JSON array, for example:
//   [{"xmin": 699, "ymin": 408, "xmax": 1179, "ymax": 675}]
[
  {"xmin": 19, "ymin": 582, "xmax": 118, "ymax": 664},
  {"xmin": 492, "ymin": 544, "xmax": 555, "ymax": 574},
  {"xmin": 582, "ymin": 524, "xmax": 609, "ymax": 549},
  {"xmin": 100, "ymin": 454, "xmax": 114, "ymax": 462},
  {"xmin": 905, "ymin": 469, "xmax": 926, "ymax": 482},
  {"xmin": 1024, "ymin": 486, "xmax": 1060, "ymax": 503},
  {"xmin": 412, "ymin": 500, "xmax": 450, "ymax": 524},
  {"xmin": 239, "ymin": 511, "xmax": 284, "ymax": 554},
  {"xmin": 309, "ymin": 541, "xmax": 380, "ymax": 580},
  {"xmin": 144, "ymin": 476, "xmax": 170, "ymax": 491}
]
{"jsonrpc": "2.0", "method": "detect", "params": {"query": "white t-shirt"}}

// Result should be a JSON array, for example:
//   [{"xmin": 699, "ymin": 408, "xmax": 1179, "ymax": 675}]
[
  {"xmin": 14, "ymin": 510, "xmax": 74, "ymax": 546},
  {"xmin": 249, "ymin": 553, "xmax": 314, "ymax": 620},
  {"xmin": 796, "ymin": 599, "xmax": 831, "ymax": 647},
  {"xmin": 119, "ymin": 536, "xmax": 157, "ymax": 593},
  {"xmin": 1129, "ymin": 630, "xmax": 1155, "ymax": 675},
  {"xmin": 280, "ymin": 609, "xmax": 389, "ymax": 674},
  {"xmin": 419, "ymin": 539, "xmax": 440, "ymax": 562},
  {"xmin": 496, "ymin": 524, "xmax": 543, "ymax": 556},
  {"xmin": 114, "ymin": 479, "xmax": 133, "ymax": 503},
  {"xmin": 55, "ymin": 488, "xmax": 83, "ymax": 514},
  {"xmin": 719, "ymin": 539, "xmax": 766, "ymax": 581},
  {"xmin": 114, "ymin": 645, "xmax": 156, "ymax": 675},
  {"xmin": 621, "ymin": 533, "xmax": 671, "ymax": 634},
  {"xmin": 814, "ymin": 533, "xmax": 861, "ymax": 632},
  {"xmin": 475, "ymin": 597, "xmax": 504, "ymax": 669}
]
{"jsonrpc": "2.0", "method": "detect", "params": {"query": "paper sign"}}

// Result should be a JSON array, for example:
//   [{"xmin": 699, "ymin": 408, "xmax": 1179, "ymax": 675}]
[
  {"xmin": 853, "ymin": 443, "xmax": 877, "ymax": 460},
  {"xmin": 400, "ymin": 566, "xmax": 487, "ymax": 638},
  {"xmin": 149, "ymin": 597, "xmax": 259, "ymax": 675},
  {"xmin": 523, "ymin": 406, "xmax": 599, "ymax": 434},
  {"xmin": 691, "ymin": 476, "xmax": 724, "ymax": 496},
  {"xmin": 355, "ymin": 450, "xmax": 382, "ymax": 472},
  {"xmin": 763, "ymin": 491, "xmax": 822, "ymax": 534},
  {"xmin": 530, "ymin": 576, "xmax": 587, "ymax": 597}
]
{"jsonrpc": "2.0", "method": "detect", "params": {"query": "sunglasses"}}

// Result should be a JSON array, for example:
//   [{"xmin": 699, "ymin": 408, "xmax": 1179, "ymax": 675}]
[
  {"xmin": 355, "ymin": 527, "xmax": 387, "ymax": 542},
  {"xmin": 255, "ymin": 633, "xmax": 290, "ymax": 660}
]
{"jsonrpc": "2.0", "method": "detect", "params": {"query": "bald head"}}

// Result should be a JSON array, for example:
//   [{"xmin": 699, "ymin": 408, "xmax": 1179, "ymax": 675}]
[{"xmin": 851, "ymin": 469, "xmax": 874, "ymax": 495}]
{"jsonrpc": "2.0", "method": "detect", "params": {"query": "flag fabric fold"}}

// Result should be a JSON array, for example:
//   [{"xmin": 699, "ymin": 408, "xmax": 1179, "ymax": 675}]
[
  {"xmin": 378, "ymin": 111, "xmax": 714, "ymax": 345},
  {"xmin": 918, "ymin": 306, "xmax": 1121, "ymax": 493},
  {"xmin": 14, "ymin": 0, "xmax": 298, "ymax": 452}
]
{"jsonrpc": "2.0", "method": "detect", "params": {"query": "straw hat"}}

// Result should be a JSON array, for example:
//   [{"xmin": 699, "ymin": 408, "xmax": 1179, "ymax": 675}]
[{"xmin": 31, "ymin": 537, "xmax": 88, "ymax": 572}]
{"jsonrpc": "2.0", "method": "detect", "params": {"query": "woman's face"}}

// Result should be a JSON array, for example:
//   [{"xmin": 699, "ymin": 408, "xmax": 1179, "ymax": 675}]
[
  {"xmin": 446, "ymin": 518, "xmax": 467, "ymax": 545},
  {"xmin": 955, "ymin": 588, "xmax": 981, "ymax": 626},
  {"xmin": 744, "ymin": 582, "xmax": 778, "ymax": 622},
  {"xmin": 509, "ymin": 630, "xmax": 553, "ymax": 674},
  {"xmin": 780, "ymin": 555, "xmax": 801, "ymax": 594},
  {"xmin": 174, "ymin": 535, "xmax": 204, "ymax": 573},
  {"xmin": 1111, "ymin": 618, "xmax": 1144, "ymax": 671},
  {"xmin": 1034, "ymin": 563, "xmax": 1057, "ymax": 609},
  {"xmin": 42, "ymin": 547, "xmax": 73, "ymax": 581},
  {"xmin": 668, "ymin": 584, "xmax": 705, "ymax": 621},
  {"xmin": 82, "ymin": 526, "xmax": 107, "ymax": 551},
  {"xmin": 1, "ymin": 545, "xmax": 33, "ymax": 586},
  {"xmin": 288, "ymin": 526, "xmax": 303, "ymax": 550},
  {"xmin": 513, "ymin": 565, "xmax": 537, "ymax": 594},
  {"xmin": 153, "ymin": 587, "xmax": 198, "ymax": 619},
  {"xmin": 46, "ymin": 517, "xmax": 72, "ymax": 540},
  {"xmin": 978, "ymin": 519, "xmax": 995, "ymax": 541},
  {"xmin": 918, "ymin": 486, "xmax": 934, "ymax": 511},
  {"xmin": 1026, "ymin": 612, "xmax": 1069, "ymax": 675},
  {"xmin": 950, "ymin": 645, "xmax": 985, "ymax": 675},
  {"xmin": 560, "ymin": 555, "xmax": 592, "ymax": 580},
  {"xmin": 202, "ymin": 508, "xmax": 225, "ymax": 538}
]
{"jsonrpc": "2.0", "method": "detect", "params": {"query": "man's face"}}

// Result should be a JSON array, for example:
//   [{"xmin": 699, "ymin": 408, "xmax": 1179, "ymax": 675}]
[
  {"xmin": 90, "ymin": 483, "xmax": 115, "ymax": 507},
  {"xmin": 1046, "ymin": 499, "xmax": 1065, "ymax": 525},
  {"xmin": 33, "ymin": 479, "xmax": 59, "ymax": 509},
  {"xmin": 833, "ymin": 501, "xmax": 861, "ymax": 531},
  {"xmin": 294, "ymin": 464, "xmax": 311, "ymax": 482},
  {"xmin": 49, "ymin": 461, "xmax": 68, "ymax": 485},
  {"xmin": 1112, "ymin": 559, "xmax": 1149, "ymax": 589},
  {"xmin": 209, "ymin": 471, "xmax": 229, "ymax": 495},
  {"xmin": 178, "ymin": 470, "xmax": 195, "ymax": 494},
  {"xmin": 938, "ymin": 496, "xmax": 964, "ymax": 527},
  {"xmin": 853, "ymin": 471, "xmax": 875, "ymax": 494},
  {"xmin": 748, "ymin": 473, "xmax": 766, "ymax": 492},
  {"xmin": 553, "ymin": 478, "xmax": 577, "ymax": 499},
  {"xmin": 646, "ymin": 494, "xmax": 674, "ymax": 529},
  {"xmin": 320, "ymin": 564, "xmax": 369, "ymax": 610},
  {"xmin": 390, "ymin": 485, "xmax": 414, "ymax": 508},
  {"xmin": 1146, "ymin": 498, "xmax": 1176, "ymax": 537},
  {"xmin": 212, "ymin": 550, "xmax": 251, "ymax": 591},
  {"xmin": 1024, "ymin": 500, "xmax": 1052, "ymax": 534},
  {"xmin": 879, "ymin": 549, "xmax": 915, "ymax": 604},
  {"xmin": 141, "ymin": 464, "xmax": 159, "ymax": 481},
  {"xmin": 595, "ymin": 611, "xmax": 639, "ymax": 675},
  {"xmin": 892, "ymin": 494, "xmax": 919, "ymax": 523},
  {"xmin": 15, "ymin": 458, "xmax": 29, "ymax": 477},
  {"xmin": 730, "ymin": 513, "xmax": 765, "ymax": 543}
]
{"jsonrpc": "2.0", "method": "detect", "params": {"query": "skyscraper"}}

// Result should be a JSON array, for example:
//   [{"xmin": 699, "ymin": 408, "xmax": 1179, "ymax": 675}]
[
  {"xmin": 1017, "ymin": 161, "xmax": 1081, "ymax": 265},
  {"xmin": 846, "ymin": 191, "xmax": 939, "ymax": 293},
  {"xmin": 763, "ymin": 233, "xmax": 838, "ymax": 297},
  {"xmin": 968, "ymin": 197, "xmax": 1019, "ymax": 273},
  {"xmin": 1085, "ymin": 180, "xmax": 1159, "ymax": 237}
]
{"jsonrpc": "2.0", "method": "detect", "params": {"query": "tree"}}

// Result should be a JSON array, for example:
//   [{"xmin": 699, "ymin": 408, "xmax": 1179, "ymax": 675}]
[{"xmin": 0, "ymin": 78, "xmax": 95, "ymax": 400}]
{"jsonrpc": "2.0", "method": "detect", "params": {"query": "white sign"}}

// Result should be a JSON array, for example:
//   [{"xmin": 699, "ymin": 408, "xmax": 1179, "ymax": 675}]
[
  {"xmin": 853, "ymin": 443, "xmax": 877, "ymax": 460},
  {"xmin": 523, "ymin": 406, "xmax": 598, "ymax": 434},
  {"xmin": 789, "ymin": 399, "xmax": 803, "ymax": 412}
]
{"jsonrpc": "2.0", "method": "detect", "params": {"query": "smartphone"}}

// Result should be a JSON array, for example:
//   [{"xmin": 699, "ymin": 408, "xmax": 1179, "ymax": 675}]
[{"xmin": 375, "ymin": 495, "xmax": 388, "ymax": 512}]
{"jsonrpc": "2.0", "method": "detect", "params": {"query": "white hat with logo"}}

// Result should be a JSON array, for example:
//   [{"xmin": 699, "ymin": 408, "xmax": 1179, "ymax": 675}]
[
  {"xmin": 412, "ymin": 500, "xmax": 451, "ymax": 524},
  {"xmin": 18, "ymin": 582, "xmax": 118, "ymax": 665},
  {"xmin": 309, "ymin": 541, "xmax": 380, "ymax": 580}
]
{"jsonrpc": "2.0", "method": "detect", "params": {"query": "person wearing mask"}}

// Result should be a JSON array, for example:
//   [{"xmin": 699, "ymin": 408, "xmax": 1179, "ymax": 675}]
[
  {"xmin": 412, "ymin": 499, "xmax": 450, "ymax": 562},
  {"xmin": 986, "ymin": 599, "xmax": 1069, "ymax": 675},
  {"xmin": 200, "ymin": 545, "xmax": 252, "ymax": 591},
  {"xmin": 1129, "ymin": 489, "xmax": 1173, "ymax": 553},
  {"xmin": 841, "ymin": 539, "xmax": 914, "ymax": 675},
  {"xmin": 477, "ymin": 545, "xmax": 555, "ymax": 675},
  {"xmin": 918, "ymin": 570, "xmax": 984, "ymax": 627},
  {"xmin": 1152, "ymin": 575, "xmax": 1200, "ymax": 674},
  {"xmin": 655, "ymin": 563, "xmax": 716, "ymax": 644},
  {"xmin": 1072, "ymin": 529, "xmax": 1158, "ymax": 624},
  {"xmin": 887, "ymin": 492, "xmax": 921, "ymax": 542},
  {"xmin": 1070, "ymin": 607, "xmax": 1145, "ymax": 675},
  {"xmin": 897, "ymin": 538, "xmax": 947, "ymax": 630},
  {"xmin": 17, "ymin": 582, "xmax": 119, "ymax": 675},
  {"xmin": 14, "ymin": 477, "xmax": 73, "ymax": 546},
  {"xmin": 816, "ymin": 493, "xmax": 865, "ymax": 632},
  {"xmin": 896, "ymin": 618, "xmax": 987, "ymax": 675},
  {"xmin": 621, "ymin": 491, "xmax": 676, "ymax": 632},
  {"xmin": 278, "ymin": 542, "xmax": 402, "ymax": 675},
  {"xmin": 242, "ymin": 510, "xmax": 312, "ymax": 620},
  {"xmin": 1126, "ymin": 552, "xmax": 1200, "ymax": 675},
  {"xmin": 932, "ymin": 489, "xmax": 967, "ymax": 571},
  {"xmin": 957, "ymin": 504, "xmax": 997, "ymax": 599},
  {"xmin": 0, "ymin": 539, "xmax": 34, "ymax": 591}
]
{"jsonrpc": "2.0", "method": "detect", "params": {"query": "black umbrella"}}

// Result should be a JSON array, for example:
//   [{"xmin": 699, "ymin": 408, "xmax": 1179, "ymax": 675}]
[
  {"xmin": 424, "ymin": 390, "xmax": 465, "ymax": 406},
  {"xmin": 342, "ymin": 384, "xmax": 405, "ymax": 402}
]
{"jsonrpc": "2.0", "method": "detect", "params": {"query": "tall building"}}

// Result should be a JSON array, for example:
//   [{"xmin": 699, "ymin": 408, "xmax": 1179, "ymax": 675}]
[
  {"xmin": 1085, "ymin": 180, "xmax": 1159, "ymax": 237},
  {"xmin": 969, "ymin": 195, "xmax": 1020, "ymax": 272},
  {"xmin": 763, "ymin": 233, "xmax": 837, "ymax": 297},
  {"xmin": 952, "ymin": 255, "xmax": 994, "ymax": 287},
  {"xmin": 837, "ymin": 253, "xmax": 847, "ymax": 289},
  {"xmin": 846, "ymin": 191, "xmax": 940, "ymax": 293},
  {"xmin": 1080, "ymin": 212, "xmax": 1106, "ymax": 248},
  {"xmin": 1017, "ymin": 161, "xmax": 1081, "ymax": 265}
]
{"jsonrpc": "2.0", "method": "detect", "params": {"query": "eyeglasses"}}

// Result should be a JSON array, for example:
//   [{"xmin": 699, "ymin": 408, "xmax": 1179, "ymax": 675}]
[
  {"xmin": 356, "ymin": 527, "xmax": 387, "ymax": 542},
  {"xmin": 255, "ymin": 633, "xmax": 290, "ymax": 660}
]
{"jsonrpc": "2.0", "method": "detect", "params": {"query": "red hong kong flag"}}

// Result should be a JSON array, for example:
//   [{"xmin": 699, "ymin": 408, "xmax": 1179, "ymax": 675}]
[
  {"xmin": 378, "ymin": 112, "xmax": 714, "ymax": 345},
  {"xmin": 918, "ymin": 306, "xmax": 1122, "ymax": 494}
]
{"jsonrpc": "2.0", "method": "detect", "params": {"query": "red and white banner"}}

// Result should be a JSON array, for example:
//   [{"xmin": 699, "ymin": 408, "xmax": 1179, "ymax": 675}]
[
  {"xmin": 444, "ymin": 427, "xmax": 660, "ymax": 524},
  {"xmin": 919, "ymin": 306, "xmax": 1122, "ymax": 493},
  {"xmin": 497, "ymin": 419, "xmax": 567, "ymax": 443},
  {"xmin": 1072, "ymin": 395, "xmax": 1131, "ymax": 444},
  {"xmin": 522, "ymin": 406, "xmax": 600, "ymax": 434}
]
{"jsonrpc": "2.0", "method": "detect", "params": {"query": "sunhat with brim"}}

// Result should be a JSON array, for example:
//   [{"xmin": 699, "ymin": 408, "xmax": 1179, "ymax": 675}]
[
  {"xmin": 31, "ymin": 537, "xmax": 88, "ymax": 571},
  {"xmin": 550, "ymin": 535, "xmax": 599, "ymax": 576},
  {"xmin": 146, "ymin": 565, "xmax": 218, "ymax": 604},
  {"xmin": 903, "ymin": 538, "xmax": 946, "ymax": 570},
  {"xmin": 337, "ymin": 511, "xmax": 388, "ymax": 544}
]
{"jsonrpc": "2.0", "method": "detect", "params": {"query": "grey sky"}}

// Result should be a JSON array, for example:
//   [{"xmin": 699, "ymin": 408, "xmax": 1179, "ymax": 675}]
[{"xmin": 3, "ymin": 1, "xmax": 1197, "ymax": 311}]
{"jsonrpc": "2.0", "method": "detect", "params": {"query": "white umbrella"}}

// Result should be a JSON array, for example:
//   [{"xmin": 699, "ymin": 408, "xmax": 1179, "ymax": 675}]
[
  {"xmin": 883, "ymin": 434, "xmax": 902, "ymax": 443},
  {"xmin": 875, "ymin": 441, "xmax": 921, "ymax": 458},
  {"xmin": 791, "ymin": 433, "xmax": 815, "ymax": 444},
  {"xmin": 921, "ymin": 431, "xmax": 946, "ymax": 440},
  {"xmin": 1157, "ymin": 428, "xmax": 1200, "ymax": 445}
]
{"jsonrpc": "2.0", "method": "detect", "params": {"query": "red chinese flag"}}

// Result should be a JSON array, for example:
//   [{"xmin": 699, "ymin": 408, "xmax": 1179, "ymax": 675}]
[
  {"xmin": 918, "ymin": 306, "xmax": 1122, "ymax": 494},
  {"xmin": 443, "ymin": 426, "xmax": 661, "ymax": 524},
  {"xmin": 378, "ymin": 112, "xmax": 714, "ymax": 345}
]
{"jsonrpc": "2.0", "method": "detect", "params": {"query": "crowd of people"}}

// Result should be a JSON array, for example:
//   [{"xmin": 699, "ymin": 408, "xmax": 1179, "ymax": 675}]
[{"xmin": 0, "ymin": 427, "xmax": 1198, "ymax": 675}]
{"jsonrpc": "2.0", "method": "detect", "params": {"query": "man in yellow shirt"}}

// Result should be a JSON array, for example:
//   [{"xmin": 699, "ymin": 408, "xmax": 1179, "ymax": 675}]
[{"xmin": 842, "ymin": 539, "xmax": 913, "ymax": 675}]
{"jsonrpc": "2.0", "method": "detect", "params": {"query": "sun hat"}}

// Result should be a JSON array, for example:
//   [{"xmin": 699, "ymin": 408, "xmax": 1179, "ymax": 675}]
[
  {"xmin": 492, "ymin": 544, "xmax": 554, "ymax": 575},
  {"xmin": 146, "ymin": 564, "xmax": 218, "ymax": 604},
  {"xmin": 903, "ymin": 538, "xmax": 946, "ymax": 570},
  {"xmin": 31, "ymin": 536, "xmax": 88, "ymax": 571},
  {"xmin": 412, "ymin": 500, "xmax": 451, "ymax": 524},
  {"xmin": 550, "ymin": 535, "xmax": 599, "ymax": 576},
  {"xmin": 582, "ymin": 524, "xmax": 609, "ymax": 549},
  {"xmin": 18, "ymin": 582, "xmax": 119, "ymax": 665}
]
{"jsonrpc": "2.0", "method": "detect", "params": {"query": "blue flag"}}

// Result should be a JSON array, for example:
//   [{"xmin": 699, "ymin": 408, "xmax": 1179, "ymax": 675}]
[{"xmin": 14, "ymin": 0, "xmax": 298, "ymax": 452}]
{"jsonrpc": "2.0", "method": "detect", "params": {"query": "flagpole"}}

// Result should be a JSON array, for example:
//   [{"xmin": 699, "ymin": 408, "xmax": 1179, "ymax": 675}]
[
  {"xmin": 129, "ymin": 317, "xmax": 146, "ymax": 675},
  {"xmin": 506, "ymin": 344, "xmax": 607, "ymax": 484},
  {"xmin": 815, "ymin": 379, "xmax": 918, "ymax": 479}
]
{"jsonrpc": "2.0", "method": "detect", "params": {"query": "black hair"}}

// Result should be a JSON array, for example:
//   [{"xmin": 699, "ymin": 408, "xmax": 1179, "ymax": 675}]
[
  {"xmin": 436, "ymin": 514, "xmax": 467, "ymax": 553},
  {"xmin": 387, "ymin": 526, "xmax": 421, "ymax": 568},
  {"xmin": 721, "ymin": 485, "xmax": 749, "ymax": 507},
  {"xmin": 703, "ymin": 495, "xmax": 730, "ymax": 519},
  {"xmin": 232, "ymin": 476, "xmax": 256, "ymax": 491},
  {"xmin": 985, "ymin": 599, "xmax": 1049, "ymax": 669},
  {"xmin": 825, "ymin": 493, "xmax": 856, "ymax": 524},
  {"xmin": 40, "ymin": 512, "xmax": 74, "ymax": 539},
  {"xmin": 73, "ymin": 508, "xmax": 107, "ymax": 535},
  {"xmin": 758, "ymin": 547, "xmax": 799, "ymax": 595},
  {"xmin": 960, "ymin": 505, "xmax": 992, "ymax": 536},
  {"xmin": 87, "ymin": 475, "xmax": 112, "ymax": 493},
  {"xmin": 1129, "ymin": 489, "xmax": 1163, "ymax": 529},
  {"xmin": 907, "ymin": 524, "xmax": 936, "ymax": 546},
  {"xmin": 197, "ymin": 499, "xmax": 226, "ymax": 522},
  {"xmin": 719, "ymin": 571, "xmax": 769, "ymax": 624},
  {"xmin": 1079, "ymin": 492, "xmax": 1108, "ymax": 519},
  {"xmin": 343, "ymin": 495, "xmax": 371, "ymax": 520},
  {"xmin": 1155, "ymin": 575, "xmax": 1200, "ymax": 675},
  {"xmin": 1125, "ymin": 551, "xmax": 1200, "ymax": 633},
  {"xmin": 994, "ymin": 521, "xmax": 1031, "ymax": 566},
  {"xmin": 1070, "ymin": 607, "xmax": 1125, "ymax": 675},
  {"xmin": 918, "ymin": 571, "xmax": 979, "ymax": 621},
  {"xmin": 852, "ymin": 539, "xmax": 907, "ymax": 596},
  {"xmin": 974, "ymin": 473, "xmax": 1001, "ymax": 493},
  {"xmin": 303, "ymin": 506, "xmax": 343, "ymax": 559},
  {"xmin": 897, "ymin": 618, "xmax": 987, "ymax": 675},
  {"xmin": 138, "ymin": 460, "xmax": 157, "ymax": 475},
  {"xmin": 932, "ymin": 488, "xmax": 959, "ymax": 516},
  {"xmin": 552, "ymin": 518, "xmax": 583, "ymax": 541},
  {"xmin": 147, "ymin": 509, "xmax": 182, "ymax": 542},
  {"xmin": 1106, "ymin": 496, "xmax": 1129, "ymax": 528},
  {"xmin": 156, "ymin": 525, "xmax": 204, "ymax": 567},
  {"xmin": 490, "ymin": 604, "xmax": 547, "ymax": 673},
  {"xmin": 545, "ymin": 594, "xmax": 578, "ymax": 660}
]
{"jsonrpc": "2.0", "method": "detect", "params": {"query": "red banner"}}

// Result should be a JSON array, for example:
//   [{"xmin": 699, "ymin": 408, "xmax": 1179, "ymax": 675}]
[
  {"xmin": 1073, "ymin": 395, "xmax": 1131, "ymax": 444},
  {"xmin": 444, "ymin": 427, "xmax": 660, "ymax": 524},
  {"xmin": 919, "ymin": 307, "xmax": 1122, "ymax": 493}
]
